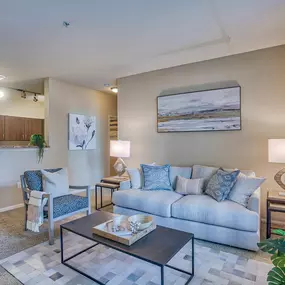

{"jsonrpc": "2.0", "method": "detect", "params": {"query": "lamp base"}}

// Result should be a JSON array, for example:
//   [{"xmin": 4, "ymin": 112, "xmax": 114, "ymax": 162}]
[
  {"xmin": 113, "ymin": 157, "xmax": 127, "ymax": 176},
  {"xmin": 274, "ymin": 167, "xmax": 285, "ymax": 190}
]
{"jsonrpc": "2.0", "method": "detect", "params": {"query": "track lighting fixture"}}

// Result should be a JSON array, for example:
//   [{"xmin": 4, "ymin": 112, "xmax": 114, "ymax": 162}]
[
  {"xmin": 33, "ymin": 93, "xmax": 38, "ymax": 102},
  {"xmin": 21, "ymin": 91, "xmax": 27, "ymax": 99}
]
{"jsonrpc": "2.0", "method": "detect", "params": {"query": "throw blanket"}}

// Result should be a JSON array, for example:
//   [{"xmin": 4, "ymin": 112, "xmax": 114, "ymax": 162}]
[{"xmin": 27, "ymin": 191, "xmax": 48, "ymax": 232}]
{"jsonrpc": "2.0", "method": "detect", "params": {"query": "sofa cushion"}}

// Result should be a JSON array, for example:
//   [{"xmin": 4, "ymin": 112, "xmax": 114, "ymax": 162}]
[
  {"xmin": 141, "ymin": 164, "xmax": 172, "ymax": 191},
  {"xmin": 192, "ymin": 165, "xmax": 218, "ymax": 190},
  {"xmin": 24, "ymin": 168, "xmax": 62, "ymax": 191},
  {"xmin": 170, "ymin": 166, "xmax": 192, "ymax": 189},
  {"xmin": 112, "ymin": 189, "xmax": 182, "ymax": 217},
  {"xmin": 205, "ymin": 169, "xmax": 240, "ymax": 202},
  {"xmin": 127, "ymin": 163, "xmax": 156, "ymax": 189},
  {"xmin": 44, "ymin": 194, "xmax": 88, "ymax": 219},
  {"xmin": 41, "ymin": 168, "xmax": 69, "ymax": 198},
  {"xmin": 172, "ymin": 195, "xmax": 258, "ymax": 232},
  {"xmin": 228, "ymin": 173, "xmax": 265, "ymax": 207},
  {"xmin": 127, "ymin": 168, "xmax": 142, "ymax": 189},
  {"xmin": 175, "ymin": 176, "xmax": 204, "ymax": 195}
]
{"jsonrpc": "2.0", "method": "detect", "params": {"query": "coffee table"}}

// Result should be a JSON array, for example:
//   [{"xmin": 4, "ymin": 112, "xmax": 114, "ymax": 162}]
[{"xmin": 60, "ymin": 211, "xmax": 194, "ymax": 285}]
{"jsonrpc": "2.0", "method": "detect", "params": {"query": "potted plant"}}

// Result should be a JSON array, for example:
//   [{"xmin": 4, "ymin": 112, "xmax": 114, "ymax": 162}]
[
  {"xmin": 258, "ymin": 229, "xmax": 285, "ymax": 284},
  {"xmin": 29, "ymin": 134, "xmax": 46, "ymax": 163}
]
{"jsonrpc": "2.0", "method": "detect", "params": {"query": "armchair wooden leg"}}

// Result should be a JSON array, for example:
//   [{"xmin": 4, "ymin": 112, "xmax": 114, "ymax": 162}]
[
  {"xmin": 48, "ymin": 219, "xmax": 55, "ymax": 245},
  {"xmin": 48, "ymin": 195, "xmax": 54, "ymax": 245},
  {"xmin": 87, "ymin": 186, "xmax": 91, "ymax": 215},
  {"xmin": 24, "ymin": 205, "xmax": 28, "ymax": 231}
]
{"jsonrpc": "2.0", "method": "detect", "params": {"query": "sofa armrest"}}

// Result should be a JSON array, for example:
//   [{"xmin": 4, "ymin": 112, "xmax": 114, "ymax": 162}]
[
  {"xmin": 247, "ymin": 188, "xmax": 261, "ymax": 214},
  {"xmin": 119, "ymin": 180, "xmax": 131, "ymax": 190}
]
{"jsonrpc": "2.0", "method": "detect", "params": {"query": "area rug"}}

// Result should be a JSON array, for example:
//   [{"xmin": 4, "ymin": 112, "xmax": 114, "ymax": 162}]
[{"xmin": 0, "ymin": 231, "xmax": 272, "ymax": 285}]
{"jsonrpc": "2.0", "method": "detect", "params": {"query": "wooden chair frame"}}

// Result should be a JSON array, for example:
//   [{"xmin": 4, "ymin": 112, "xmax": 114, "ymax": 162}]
[{"xmin": 20, "ymin": 175, "xmax": 91, "ymax": 245}]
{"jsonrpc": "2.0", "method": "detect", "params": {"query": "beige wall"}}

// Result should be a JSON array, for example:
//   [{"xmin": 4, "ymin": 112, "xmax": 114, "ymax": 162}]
[
  {"xmin": 0, "ymin": 78, "xmax": 117, "ymax": 209},
  {"xmin": 0, "ymin": 88, "xmax": 44, "ymax": 119},
  {"xmin": 118, "ymin": 45, "xmax": 285, "ymax": 220}
]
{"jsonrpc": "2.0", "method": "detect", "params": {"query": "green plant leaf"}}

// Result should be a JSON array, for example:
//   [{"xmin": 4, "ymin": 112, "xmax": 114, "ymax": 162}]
[
  {"xmin": 267, "ymin": 267, "xmax": 285, "ymax": 285},
  {"xmin": 272, "ymin": 253, "xmax": 285, "ymax": 267},
  {"xmin": 29, "ymin": 134, "xmax": 46, "ymax": 163},
  {"xmin": 273, "ymin": 229, "xmax": 285, "ymax": 236},
  {"xmin": 258, "ymin": 238, "xmax": 285, "ymax": 255}
]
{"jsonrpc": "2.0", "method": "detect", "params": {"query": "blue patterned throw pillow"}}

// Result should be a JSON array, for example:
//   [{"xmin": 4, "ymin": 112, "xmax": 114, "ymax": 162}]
[
  {"xmin": 141, "ymin": 164, "xmax": 172, "ymax": 191},
  {"xmin": 24, "ymin": 168, "xmax": 62, "ymax": 191},
  {"xmin": 205, "ymin": 168, "xmax": 240, "ymax": 202}
]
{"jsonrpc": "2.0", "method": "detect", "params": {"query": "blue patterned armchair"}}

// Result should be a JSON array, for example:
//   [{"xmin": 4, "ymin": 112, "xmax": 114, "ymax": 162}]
[{"xmin": 20, "ymin": 168, "xmax": 91, "ymax": 245}]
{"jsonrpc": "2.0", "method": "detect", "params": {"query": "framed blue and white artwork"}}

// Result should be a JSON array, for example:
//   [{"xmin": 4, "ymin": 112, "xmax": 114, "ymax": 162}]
[{"xmin": 68, "ymin": 113, "xmax": 96, "ymax": 150}]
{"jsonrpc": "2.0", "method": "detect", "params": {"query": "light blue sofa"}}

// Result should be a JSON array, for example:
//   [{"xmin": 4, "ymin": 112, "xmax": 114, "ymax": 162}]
[{"xmin": 112, "ymin": 166, "xmax": 261, "ymax": 251}]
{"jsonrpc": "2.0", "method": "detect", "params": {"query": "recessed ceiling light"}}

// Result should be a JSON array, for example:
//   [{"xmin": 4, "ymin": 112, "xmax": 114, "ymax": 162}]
[
  {"xmin": 111, "ymin": 87, "xmax": 118, "ymax": 94},
  {"xmin": 0, "ymin": 91, "xmax": 4, "ymax": 98},
  {"xmin": 0, "ymin": 75, "xmax": 6, "ymax": 81}
]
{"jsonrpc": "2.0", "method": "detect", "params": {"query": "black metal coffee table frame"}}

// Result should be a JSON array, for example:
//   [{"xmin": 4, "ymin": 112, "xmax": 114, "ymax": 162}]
[{"xmin": 60, "ymin": 212, "xmax": 194, "ymax": 285}]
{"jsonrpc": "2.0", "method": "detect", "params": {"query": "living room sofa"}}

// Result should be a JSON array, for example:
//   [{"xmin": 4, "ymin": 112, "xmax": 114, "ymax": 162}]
[{"xmin": 112, "ymin": 166, "xmax": 261, "ymax": 251}]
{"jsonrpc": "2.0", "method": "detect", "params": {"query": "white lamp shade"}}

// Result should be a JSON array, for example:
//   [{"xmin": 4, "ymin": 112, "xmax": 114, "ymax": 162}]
[
  {"xmin": 110, "ymin": 140, "xmax": 130, "ymax": 158},
  {"xmin": 268, "ymin": 139, "xmax": 285, "ymax": 163}
]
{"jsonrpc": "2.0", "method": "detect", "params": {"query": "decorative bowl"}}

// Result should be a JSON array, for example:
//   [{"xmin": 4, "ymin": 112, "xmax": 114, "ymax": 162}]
[{"xmin": 128, "ymin": 214, "xmax": 153, "ymax": 230}]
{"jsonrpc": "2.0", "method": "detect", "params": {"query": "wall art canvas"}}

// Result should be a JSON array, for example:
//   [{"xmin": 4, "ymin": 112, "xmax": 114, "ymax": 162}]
[
  {"xmin": 69, "ymin": 113, "xmax": 96, "ymax": 150},
  {"xmin": 157, "ymin": 86, "xmax": 241, "ymax": 132}
]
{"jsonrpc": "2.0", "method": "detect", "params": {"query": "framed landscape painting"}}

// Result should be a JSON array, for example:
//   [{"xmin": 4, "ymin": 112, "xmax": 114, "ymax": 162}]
[
  {"xmin": 69, "ymin": 113, "xmax": 96, "ymax": 150},
  {"xmin": 157, "ymin": 86, "xmax": 241, "ymax": 133}
]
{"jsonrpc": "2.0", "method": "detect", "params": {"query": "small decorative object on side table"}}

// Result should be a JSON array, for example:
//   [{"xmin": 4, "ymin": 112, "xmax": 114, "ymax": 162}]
[
  {"xmin": 266, "ymin": 191, "xmax": 285, "ymax": 238},
  {"xmin": 95, "ymin": 175, "xmax": 129, "ymax": 210}
]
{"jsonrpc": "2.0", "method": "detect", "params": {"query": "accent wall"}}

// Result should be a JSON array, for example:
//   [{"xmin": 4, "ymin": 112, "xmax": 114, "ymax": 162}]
[{"xmin": 117, "ymin": 45, "xmax": 285, "ymax": 221}]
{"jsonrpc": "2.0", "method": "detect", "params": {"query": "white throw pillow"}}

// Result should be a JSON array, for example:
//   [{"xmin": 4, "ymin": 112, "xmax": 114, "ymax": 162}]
[
  {"xmin": 227, "ymin": 172, "xmax": 265, "ymax": 207},
  {"xmin": 41, "ymin": 168, "xmax": 69, "ymax": 198},
  {"xmin": 127, "ymin": 168, "xmax": 142, "ymax": 189},
  {"xmin": 175, "ymin": 176, "xmax": 204, "ymax": 195}
]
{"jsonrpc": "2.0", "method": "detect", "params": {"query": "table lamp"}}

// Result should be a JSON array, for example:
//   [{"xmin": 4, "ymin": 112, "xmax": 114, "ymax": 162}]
[
  {"xmin": 268, "ymin": 139, "xmax": 285, "ymax": 196},
  {"xmin": 110, "ymin": 140, "xmax": 130, "ymax": 176}
]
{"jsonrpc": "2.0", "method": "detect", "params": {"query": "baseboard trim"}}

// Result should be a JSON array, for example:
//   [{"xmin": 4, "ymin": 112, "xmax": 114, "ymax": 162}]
[
  {"xmin": 0, "ymin": 203, "xmax": 24, "ymax": 213},
  {"xmin": 261, "ymin": 218, "xmax": 285, "ymax": 226}
]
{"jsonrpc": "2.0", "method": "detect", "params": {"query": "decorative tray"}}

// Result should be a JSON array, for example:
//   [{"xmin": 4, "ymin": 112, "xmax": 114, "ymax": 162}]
[{"xmin": 92, "ymin": 215, "xmax": 156, "ymax": 246}]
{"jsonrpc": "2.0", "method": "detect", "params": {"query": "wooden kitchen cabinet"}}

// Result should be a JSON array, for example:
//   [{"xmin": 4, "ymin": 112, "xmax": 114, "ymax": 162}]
[
  {"xmin": 4, "ymin": 116, "xmax": 25, "ymax": 141},
  {"xmin": 3, "ymin": 116, "xmax": 44, "ymax": 141},
  {"xmin": 24, "ymin": 118, "xmax": 44, "ymax": 141},
  {"xmin": 0, "ymin": 115, "xmax": 4, "ymax": 141}
]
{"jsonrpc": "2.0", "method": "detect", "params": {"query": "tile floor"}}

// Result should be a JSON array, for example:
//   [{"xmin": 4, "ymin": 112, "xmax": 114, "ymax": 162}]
[{"xmin": 0, "ymin": 230, "xmax": 272, "ymax": 285}]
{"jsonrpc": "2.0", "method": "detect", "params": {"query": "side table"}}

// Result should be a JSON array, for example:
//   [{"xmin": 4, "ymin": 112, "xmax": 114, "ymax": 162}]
[
  {"xmin": 95, "ymin": 176, "xmax": 129, "ymax": 210},
  {"xmin": 267, "ymin": 191, "xmax": 285, "ymax": 238},
  {"xmin": 101, "ymin": 175, "xmax": 129, "ymax": 184}
]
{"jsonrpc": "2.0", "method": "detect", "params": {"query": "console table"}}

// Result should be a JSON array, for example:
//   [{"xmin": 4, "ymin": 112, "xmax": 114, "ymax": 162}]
[{"xmin": 267, "ymin": 191, "xmax": 285, "ymax": 238}]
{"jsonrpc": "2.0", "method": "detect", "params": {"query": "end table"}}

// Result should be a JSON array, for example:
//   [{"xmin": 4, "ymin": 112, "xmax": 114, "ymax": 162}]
[
  {"xmin": 267, "ymin": 191, "xmax": 285, "ymax": 238},
  {"xmin": 95, "ymin": 176, "xmax": 129, "ymax": 210}
]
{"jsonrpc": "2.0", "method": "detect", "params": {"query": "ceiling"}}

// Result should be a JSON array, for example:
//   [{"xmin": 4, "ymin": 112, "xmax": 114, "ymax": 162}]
[{"xmin": 0, "ymin": 0, "xmax": 285, "ymax": 93}]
